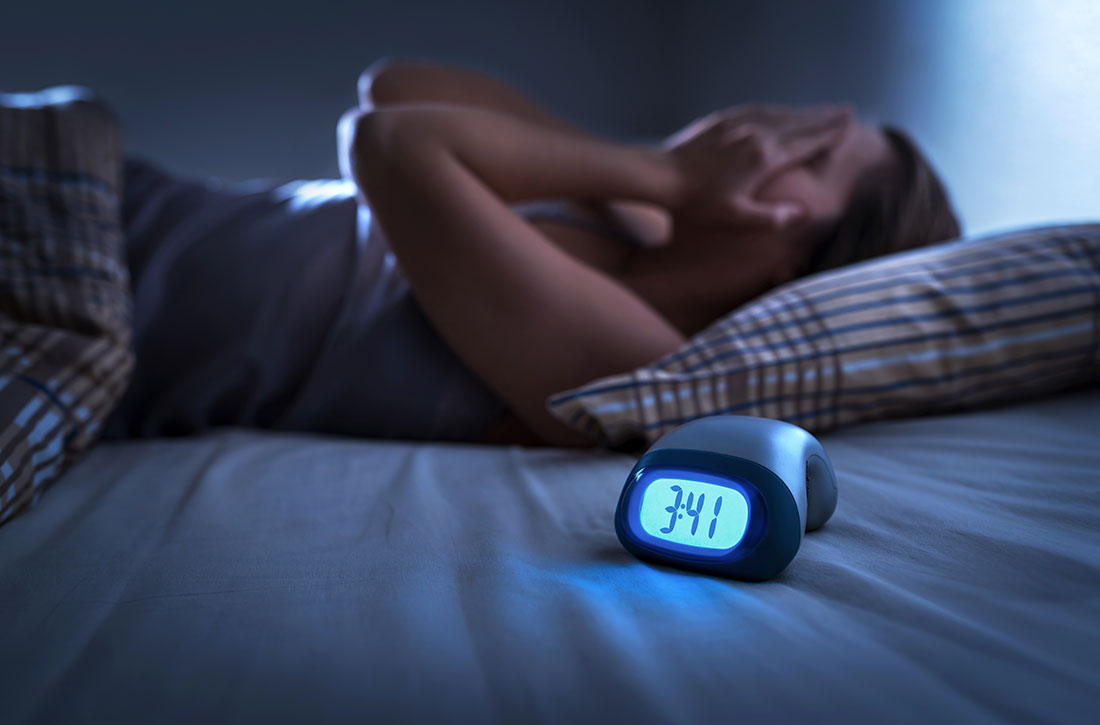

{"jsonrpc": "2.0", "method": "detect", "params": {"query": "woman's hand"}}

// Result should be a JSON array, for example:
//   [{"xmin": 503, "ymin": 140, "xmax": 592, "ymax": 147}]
[{"xmin": 662, "ymin": 104, "xmax": 851, "ymax": 229}]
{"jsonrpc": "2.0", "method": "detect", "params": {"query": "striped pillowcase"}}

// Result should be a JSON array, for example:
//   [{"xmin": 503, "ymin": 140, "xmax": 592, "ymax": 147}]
[
  {"xmin": 547, "ymin": 224, "xmax": 1100, "ymax": 449},
  {"xmin": 0, "ymin": 88, "xmax": 134, "ymax": 525}
]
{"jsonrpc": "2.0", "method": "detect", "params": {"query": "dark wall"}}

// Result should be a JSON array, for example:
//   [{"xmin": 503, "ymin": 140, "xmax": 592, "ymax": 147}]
[
  {"xmin": 670, "ymin": 0, "xmax": 904, "ymax": 122},
  {"xmin": 3, "ymin": 0, "xmax": 1098, "ymax": 232},
  {"xmin": 0, "ymin": 0, "xmax": 675, "ymax": 183}
]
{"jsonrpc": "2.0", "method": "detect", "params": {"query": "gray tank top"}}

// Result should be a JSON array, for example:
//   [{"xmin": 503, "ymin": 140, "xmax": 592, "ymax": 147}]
[{"xmin": 101, "ymin": 160, "xmax": 638, "ymax": 443}]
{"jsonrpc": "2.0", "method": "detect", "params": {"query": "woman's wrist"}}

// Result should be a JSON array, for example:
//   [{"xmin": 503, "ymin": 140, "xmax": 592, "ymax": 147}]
[
  {"xmin": 597, "ymin": 199, "xmax": 674, "ymax": 247},
  {"xmin": 634, "ymin": 144, "xmax": 690, "ymax": 212}
]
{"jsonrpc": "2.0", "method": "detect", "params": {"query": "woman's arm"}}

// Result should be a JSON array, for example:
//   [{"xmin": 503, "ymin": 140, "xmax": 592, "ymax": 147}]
[
  {"xmin": 358, "ymin": 58, "xmax": 671, "ymax": 246},
  {"xmin": 346, "ymin": 106, "xmax": 688, "ymax": 446},
  {"xmin": 360, "ymin": 57, "xmax": 591, "ymax": 138}
]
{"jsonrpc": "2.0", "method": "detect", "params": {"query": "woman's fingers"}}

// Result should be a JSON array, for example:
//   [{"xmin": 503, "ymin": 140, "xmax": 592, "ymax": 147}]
[
  {"xmin": 776, "ymin": 121, "xmax": 848, "ymax": 168},
  {"xmin": 721, "ymin": 108, "xmax": 848, "ymax": 163},
  {"xmin": 731, "ymin": 103, "xmax": 849, "ymax": 136},
  {"xmin": 728, "ymin": 194, "xmax": 807, "ymax": 229},
  {"xmin": 735, "ymin": 113, "xmax": 849, "ymax": 190},
  {"xmin": 661, "ymin": 103, "xmax": 853, "ymax": 228},
  {"xmin": 779, "ymin": 110, "xmax": 851, "ymax": 145}
]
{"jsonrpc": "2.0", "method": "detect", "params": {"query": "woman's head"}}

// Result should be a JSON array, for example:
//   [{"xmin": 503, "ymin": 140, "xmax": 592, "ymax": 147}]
[
  {"xmin": 754, "ymin": 116, "xmax": 961, "ymax": 282},
  {"xmin": 627, "ymin": 108, "xmax": 961, "ymax": 337}
]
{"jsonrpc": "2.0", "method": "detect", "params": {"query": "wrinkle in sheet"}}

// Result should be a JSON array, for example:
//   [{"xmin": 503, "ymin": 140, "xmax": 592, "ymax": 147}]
[
  {"xmin": 2, "ymin": 388, "xmax": 1099, "ymax": 723},
  {"xmin": 11, "ymin": 435, "xmax": 238, "ymax": 725},
  {"xmin": 799, "ymin": 558, "xmax": 1093, "ymax": 713}
]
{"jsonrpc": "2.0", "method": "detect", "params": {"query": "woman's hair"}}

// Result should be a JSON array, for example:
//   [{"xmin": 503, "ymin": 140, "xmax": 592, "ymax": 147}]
[{"xmin": 801, "ymin": 126, "xmax": 961, "ymax": 276}]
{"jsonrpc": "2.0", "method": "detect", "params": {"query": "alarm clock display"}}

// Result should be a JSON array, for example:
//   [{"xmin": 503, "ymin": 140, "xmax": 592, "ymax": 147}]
[
  {"xmin": 634, "ymin": 469, "xmax": 754, "ymax": 552},
  {"xmin": 615, "ymin": 416, "xmax": 838, "ymax": 581}
]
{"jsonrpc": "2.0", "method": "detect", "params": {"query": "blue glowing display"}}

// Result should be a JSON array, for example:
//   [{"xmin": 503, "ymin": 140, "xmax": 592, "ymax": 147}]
[{"xmin": 638, "ymin": 477, "xmax": 749, "ymax": 550}]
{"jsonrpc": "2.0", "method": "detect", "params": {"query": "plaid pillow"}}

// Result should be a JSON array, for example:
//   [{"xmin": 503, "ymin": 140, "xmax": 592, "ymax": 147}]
[
  {"xmin": 547, "ymin": 224, "xmax": 1100, "ymax": 450},
  {"xmin": 0, "ymin": 87, "xmax": 134, "ymax": 524}
]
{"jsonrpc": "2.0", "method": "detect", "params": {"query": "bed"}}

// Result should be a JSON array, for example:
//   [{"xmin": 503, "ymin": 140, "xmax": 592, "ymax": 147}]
[{"xmin": 2, "ymin": 381, "xmax": 1098, "ymax": 723}]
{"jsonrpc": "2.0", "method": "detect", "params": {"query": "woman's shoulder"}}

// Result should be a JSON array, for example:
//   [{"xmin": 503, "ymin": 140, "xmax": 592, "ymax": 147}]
[
  {"xmin": 123, "ymin": 158, "xmax": 359, "ymax": 212},
  {"xmin": 122, "ymin": 160, "xmax": 360, "ymax": 252}
]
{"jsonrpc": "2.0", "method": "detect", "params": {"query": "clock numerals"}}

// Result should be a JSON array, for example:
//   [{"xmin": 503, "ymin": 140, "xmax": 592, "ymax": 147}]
[
  {"xmin": 685, "ymin": 491, "xmax": 704, "ymax": 535},
  {"xmin": 661, "ymin": 485, "xmax": 684, "ymax": 534},
  {"xmin": 661, "ymin": 483, "xmax": 727, "ymax": 540}
]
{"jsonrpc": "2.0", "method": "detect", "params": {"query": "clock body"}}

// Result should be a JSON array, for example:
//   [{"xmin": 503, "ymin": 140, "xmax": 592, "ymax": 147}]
[{"xmin": 614, "ymin": 416, "xmax": 837, "ymax": 581}]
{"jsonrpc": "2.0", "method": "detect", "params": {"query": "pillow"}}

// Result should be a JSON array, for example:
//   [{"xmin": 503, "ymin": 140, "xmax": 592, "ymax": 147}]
[
  {"xmin": 0, "ymin": 87, "xmax": 134, "ymax": 525},
  {"xmin": 547, "ymin": 223, "xmax": 1100, "ymax": 450}
]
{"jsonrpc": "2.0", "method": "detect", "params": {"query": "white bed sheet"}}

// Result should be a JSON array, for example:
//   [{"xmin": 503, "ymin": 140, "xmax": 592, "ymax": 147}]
[{"xmin": 2, "ymin": 385, "xmax": 1099, "ymax": 723}]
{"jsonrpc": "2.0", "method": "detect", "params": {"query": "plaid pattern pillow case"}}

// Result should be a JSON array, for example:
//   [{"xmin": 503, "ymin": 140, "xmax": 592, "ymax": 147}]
[
  {"xmin": 547, "ymin": 224, "xmax": 1100, "ymax": 449},
  {"xmin": 0, "ymin": 88, "xmax": 134, "ymax": 524}
]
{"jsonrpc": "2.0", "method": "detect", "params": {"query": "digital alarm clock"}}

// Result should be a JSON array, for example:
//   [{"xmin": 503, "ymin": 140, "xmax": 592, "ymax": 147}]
[{"xmin": 614, "ymin": 416, "xmax": 838, "ymax": 581}]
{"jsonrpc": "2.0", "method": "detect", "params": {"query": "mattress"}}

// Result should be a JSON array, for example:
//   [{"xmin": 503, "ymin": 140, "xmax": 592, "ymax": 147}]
[{"xmin": 2, "ymin": 384, "xmax": 1099, "ymax": 723}]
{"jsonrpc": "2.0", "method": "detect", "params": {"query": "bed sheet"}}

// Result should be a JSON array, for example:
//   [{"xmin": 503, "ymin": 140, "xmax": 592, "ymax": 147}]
[{"xmin": 2, "ymin": 385, "xmax": 1099, "ymax": 723}]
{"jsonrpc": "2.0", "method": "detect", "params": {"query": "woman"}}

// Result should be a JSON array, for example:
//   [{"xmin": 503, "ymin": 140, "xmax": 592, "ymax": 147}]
[{"xmin": 102, "ymin": 58, "xmax": 960, "ymax": 449}]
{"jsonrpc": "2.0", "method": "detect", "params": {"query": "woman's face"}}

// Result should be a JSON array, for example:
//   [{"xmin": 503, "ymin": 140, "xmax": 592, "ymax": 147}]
[
  {"xmin": 638, "ymin": 111, "xmax": 901, "ymax": 332},
  {"xmin": 755, "ymin": 115, "xmax": 895, "ymax": 225}
]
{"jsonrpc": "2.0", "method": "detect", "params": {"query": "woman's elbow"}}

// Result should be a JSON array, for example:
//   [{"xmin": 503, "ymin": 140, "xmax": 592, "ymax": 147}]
[
  {"xmin": 358, "ymin": 57, "xmax": 397, "ymax": 107},
  {"xmin": 528, "ymin": 409, "xmax": 603, "ymax": 448},
  {"xmin": 358, "ymin": 57, "xmax": 426, "ymax": 108}
]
